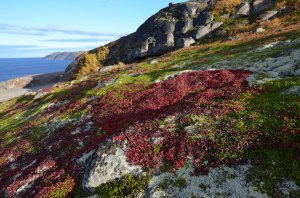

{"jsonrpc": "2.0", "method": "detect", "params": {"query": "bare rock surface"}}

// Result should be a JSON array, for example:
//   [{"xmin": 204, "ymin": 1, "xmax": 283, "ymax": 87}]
[
  {"xmin": 237, "ymin": 1, "xmax": 251, "ymax": 16},
  {"xmin": 259, "ymin": 10, "xmax": 278, "ymax": 21},
  {"xmin": 252, "ymin": 0, "xmax": 276, "ymax": 15}
]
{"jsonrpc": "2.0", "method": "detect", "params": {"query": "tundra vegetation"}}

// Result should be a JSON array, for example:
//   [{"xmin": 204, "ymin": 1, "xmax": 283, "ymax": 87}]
[{"xmin": 0, "ymin": 0, "xmax": 300, "ymax": 197}]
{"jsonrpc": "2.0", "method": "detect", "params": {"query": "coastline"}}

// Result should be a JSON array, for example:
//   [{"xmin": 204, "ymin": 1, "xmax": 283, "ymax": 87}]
[{"xmin": 0, "ymin": 72, "xmax": 63, "ymax": 103}]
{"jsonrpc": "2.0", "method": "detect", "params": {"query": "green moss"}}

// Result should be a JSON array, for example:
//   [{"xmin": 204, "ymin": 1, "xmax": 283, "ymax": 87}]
[
  {"xmin": 156, "ymin": 177, "xmax": 170, "ymax": 191},
  {"xmin": 96, "ymin": 174, "xmax": 150, "ymax": 198},
  {"xmin": 162, "ymin": 162, "xmax": 175, "ymax": 172},
  {"xmin": 246, "ymin": 149, "xmax": 300, "ymax": 197},
  {"xmin": 235, "ymin": 78, "xmax": 300, "ymax": 197},
  {"xmin": 199, "ymin": 183, "xmax": 210, "ymax": 192},
  {"xmin": 156, "ymin": 177, "xmax": 187, "ymax": 191},
  {"xmin": 153, "ymin": 144, "xmax": 163, "ymax": 155},
  {"xmin": 174, "ymin": 179, "xmax": 187, "ymax": 189},
  {"xmin": 49, "ymin": 178, "xmax": 74, "ymax": 198}
]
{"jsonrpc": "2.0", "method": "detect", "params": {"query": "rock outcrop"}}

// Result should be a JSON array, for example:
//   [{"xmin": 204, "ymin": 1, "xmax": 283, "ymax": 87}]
[
  {"xmin": 64, "ymin": 0, "xmax": 282, "ymax": 80},
  {"xmin": 64, "ymin": 0, "xmax": 222, "ymax": 80}
]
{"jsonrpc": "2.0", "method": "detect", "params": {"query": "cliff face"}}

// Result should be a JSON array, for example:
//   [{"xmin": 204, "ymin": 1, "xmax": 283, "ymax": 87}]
[{"xmin": 44, "ymin": 51, "xmax": 84, "ymax": 60}]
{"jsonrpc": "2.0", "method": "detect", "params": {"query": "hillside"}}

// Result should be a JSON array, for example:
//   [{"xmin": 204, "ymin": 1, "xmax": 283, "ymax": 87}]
[
  {"xmin": 64, "ymin": 0, "xmax": 299, "ymax": 80},
  {"xmin": 44, "ymin": 52, "xmax": 84, "ymax": 61},
  {"xmin": 0, "ymin": 0, "xmax": 300, "ymax": 197}
]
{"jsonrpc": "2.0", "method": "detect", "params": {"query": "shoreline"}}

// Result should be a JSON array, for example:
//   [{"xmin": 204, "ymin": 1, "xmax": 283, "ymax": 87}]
[{"xmin": 0, "ymin": 72, "xmax": 63, "ymax": 103}]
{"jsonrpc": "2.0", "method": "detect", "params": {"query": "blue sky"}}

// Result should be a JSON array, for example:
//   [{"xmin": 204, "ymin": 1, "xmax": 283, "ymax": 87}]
[{"xmin": 0, "ymin": 0, "xmax": 185, "ymax": 58}]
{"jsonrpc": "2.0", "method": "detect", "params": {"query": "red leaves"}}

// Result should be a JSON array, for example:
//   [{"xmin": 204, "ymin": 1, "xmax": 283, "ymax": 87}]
[
  {"xmin": 91, "ymin": 70, "xmax": 252, "ymax": 133},
  {"xmin": 0, "ymin": 69, "xmax": 255, "ymax": 196},
  {"xmin": 109, "ymin": 70, "xmax": 255, "ymax": 173}
]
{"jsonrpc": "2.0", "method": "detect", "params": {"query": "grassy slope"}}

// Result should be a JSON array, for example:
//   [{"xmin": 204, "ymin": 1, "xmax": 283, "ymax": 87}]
[{"xmin": 0, "ymin": 26, "xmax": 299, "ymax": 197}]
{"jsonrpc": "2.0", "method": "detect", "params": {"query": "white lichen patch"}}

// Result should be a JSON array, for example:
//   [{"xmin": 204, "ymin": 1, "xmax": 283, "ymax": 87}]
[
  {"xmin": 182, "ymin": 38, "xmax": 300, "ymax": 87},
  {"xmin": 22, "ymin": 160, "xmax": 37, "ymax": 171},
  {"xmin": 71, "ymin": 127, "xmax": 81, "ymax": 135},
  {"xmin": 84, "ymin": 121, "xmax": 94, "ymax": 131},
  {"xmin": 36, "ymin": 165, "xmax": 52, "ymax": 174},
  {"xmin": 152, "ymin": 137, "xmax": 164, "ymax": 145},
  {"xmin": 77, "ymin": 139, "xmax": 84, "ymax": 148},
  {"xmin": 47, "ymin": 100, "xmax": 69, "ymax": 109},
  {"xmin": 96, "ymin": 79, "xmax": 115, "ymax": 89},
  {"xmin": 14, "ymin": 175, "xmax": 39, "ymax": 196},
  {"xmin": 278, "ymin": 180, "xmax": 300, "ymax": 197},
  {"xmin": 8, "ymin": 154, "xmax": 15, "ymax": 163},
  {"xmin": 159, "ymin": 115, "xmax": 177, "ymax": 129},
  {"xmin": 148, "ymin": 163, "xmax": 268, "ymax": 198},
  {"xmin": 155, "ymin": 70, "xmax": 192, "ymax": 83},
  {"xmin": 12, "ymin": 172, "xmax": 21, "ymax": 181},
  {"xmin": 10, "ymin": 163, "xmax": 17, "ymax": 170}
]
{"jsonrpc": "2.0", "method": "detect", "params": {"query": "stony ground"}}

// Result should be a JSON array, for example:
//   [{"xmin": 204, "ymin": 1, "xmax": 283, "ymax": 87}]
[{"xmin": 0, "ymin": 26, "xmax": 300, "ymax": 198}]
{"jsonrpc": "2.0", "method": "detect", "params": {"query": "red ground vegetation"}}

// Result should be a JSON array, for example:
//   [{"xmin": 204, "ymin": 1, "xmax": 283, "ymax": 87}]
[{"xmin": 1, "ymin": 69, "xmax": 255, "ymax": 197}]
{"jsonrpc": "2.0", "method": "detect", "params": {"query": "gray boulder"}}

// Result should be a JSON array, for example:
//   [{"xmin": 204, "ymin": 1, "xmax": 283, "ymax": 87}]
[
  {"xmin": 259, "ymin": 10, "xmax": 278, "ymax": 20},
  {"xmin": 194, "ymin": 11, "xmax": 214, "ymax": 26},
  {"xmin": 175, "ymin": 18, "xmax": 193, "ymax": 34},
  {"xmin": 83, "ymin": 138, "xmax": 143, "ymax": 192},
  {"xmin": 237, "ymin": 1, "xmax": 251, "ymax": 16},
  {"xmin": 175, "ymin": 37, "xmax": 196, "ymax": 48},
  {"xmin": 193, "ymin": 22, "xmax": 223, "ymax": 40},
  {"xmin": 252, "ymin": 0, "xmax": 276, "ymax": 15}
]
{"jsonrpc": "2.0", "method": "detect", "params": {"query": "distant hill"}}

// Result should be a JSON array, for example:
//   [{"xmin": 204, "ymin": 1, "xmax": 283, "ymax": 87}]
[{"xmin": 44, "ymin": 51, "xmax": 84, "ymax": 60}]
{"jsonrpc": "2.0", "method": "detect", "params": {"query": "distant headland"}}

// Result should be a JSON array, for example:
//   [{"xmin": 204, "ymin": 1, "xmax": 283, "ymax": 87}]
[{"xmin": 44, "ymin": 51, "xmax": 84, "ymax": 60}]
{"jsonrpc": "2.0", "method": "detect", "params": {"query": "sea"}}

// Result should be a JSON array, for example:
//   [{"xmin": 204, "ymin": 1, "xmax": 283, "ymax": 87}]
[{"xmin": 0, "ymin": 58, "xmax": 72, "ymax": 83}]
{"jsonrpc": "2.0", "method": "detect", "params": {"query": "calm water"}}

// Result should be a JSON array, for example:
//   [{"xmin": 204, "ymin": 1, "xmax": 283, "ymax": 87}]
[{"xmin": 0, "ymin": 58, "xmax": 72, "ymax": 82}]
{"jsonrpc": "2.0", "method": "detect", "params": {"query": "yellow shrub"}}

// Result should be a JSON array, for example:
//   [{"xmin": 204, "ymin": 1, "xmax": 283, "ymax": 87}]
[
  {"xmin": 275, "ymin": 0, "xmax": 287, "ymax": 9},
  {"xmin": 214, "ymin": 0, "xmax": 242, "ymax": 14},
  {"xmin": 261, "ymin": 18, "xmax": 282, "ymax": 29},
  {"xmin": 97, "ymin": 45, "xmax": 110, "ymax": 63},
  {"xmin": 229, "ymin": 23, "xmax": 257, "ymax": 36}
]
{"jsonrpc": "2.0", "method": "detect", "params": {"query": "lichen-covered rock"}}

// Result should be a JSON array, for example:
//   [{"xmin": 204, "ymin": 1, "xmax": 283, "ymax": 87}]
[{"xmin": 83, "ymin": 138, "xmax": 143, "ymax": 192}]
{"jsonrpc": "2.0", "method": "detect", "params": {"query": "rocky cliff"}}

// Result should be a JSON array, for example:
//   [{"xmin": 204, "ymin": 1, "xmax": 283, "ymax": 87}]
[
  {"xmin": 44, "ymin": 51, "xmax": 84, "ymax": 60},
  {"xmin": 64, "ymin": 0, "xmax": 295, "ymax": 80}
]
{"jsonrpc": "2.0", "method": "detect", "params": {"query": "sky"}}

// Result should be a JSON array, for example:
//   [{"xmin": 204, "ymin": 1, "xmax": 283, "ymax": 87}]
[{"xmin": 0, "ymin": 0, "xmax": 185, "ymax": 58}]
